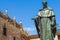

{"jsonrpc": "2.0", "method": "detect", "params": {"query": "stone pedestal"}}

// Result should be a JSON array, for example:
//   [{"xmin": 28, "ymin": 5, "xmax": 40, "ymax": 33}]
[{"xmin": 54, "ymin": 35, "xmax": 58, "ymax": 40}]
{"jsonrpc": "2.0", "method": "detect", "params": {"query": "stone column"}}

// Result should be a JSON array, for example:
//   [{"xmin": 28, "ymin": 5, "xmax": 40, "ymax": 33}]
[
  {"xmin": 13, "ymin": 16, "xmax": 16, "ymax": 27},
  {"xmin": 5, "ymin": 9, "xmax": 8, "ymax": 17}
]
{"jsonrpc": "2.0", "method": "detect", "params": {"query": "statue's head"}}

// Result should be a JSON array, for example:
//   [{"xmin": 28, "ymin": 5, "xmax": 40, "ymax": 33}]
[{"xmin": 42, "ymin": 2, "xmax": 47, "ymax": 9}]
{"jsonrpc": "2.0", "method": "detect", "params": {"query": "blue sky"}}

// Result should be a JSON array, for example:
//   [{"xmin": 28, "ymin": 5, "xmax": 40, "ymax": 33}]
[{"xmin": 0, "ymin": 0, "xmax": 60, "ymax": 35}]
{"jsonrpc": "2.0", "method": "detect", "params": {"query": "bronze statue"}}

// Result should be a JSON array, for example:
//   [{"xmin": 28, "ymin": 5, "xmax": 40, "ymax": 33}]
[{"xmin": 33, "ymin": 1, "xmax": 56, "ymax": 40}]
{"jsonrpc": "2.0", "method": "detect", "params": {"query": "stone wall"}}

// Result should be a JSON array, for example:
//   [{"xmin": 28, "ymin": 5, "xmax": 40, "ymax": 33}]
[
  {"xmin": 29, "ymin": 34, "xmax": 60, "ymax": 40},
  {"xmin": 0, "ymin": 11, "xmax": 29, "ymax": 40}
]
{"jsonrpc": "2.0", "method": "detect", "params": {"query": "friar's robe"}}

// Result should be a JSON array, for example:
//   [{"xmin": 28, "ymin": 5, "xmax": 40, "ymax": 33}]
[{"xmin": 37, "ymin": 8, "xmax": 56, "ymax": 40}]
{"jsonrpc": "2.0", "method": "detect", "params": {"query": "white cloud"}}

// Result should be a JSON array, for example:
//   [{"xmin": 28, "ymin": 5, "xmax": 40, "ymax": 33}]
[
  {"xmin": 23, "ymin": 27, "xmax": 36, "ymax": 32},
  {"xmin": 23, "ymin": 27, "xmax": 38, "ymax": 35}
]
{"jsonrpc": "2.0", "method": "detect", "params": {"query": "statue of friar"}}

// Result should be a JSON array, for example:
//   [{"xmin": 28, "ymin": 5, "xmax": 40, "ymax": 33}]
[{"xmin": 36, "ymin": 1, "xmax": 57, "ymax": 40}]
